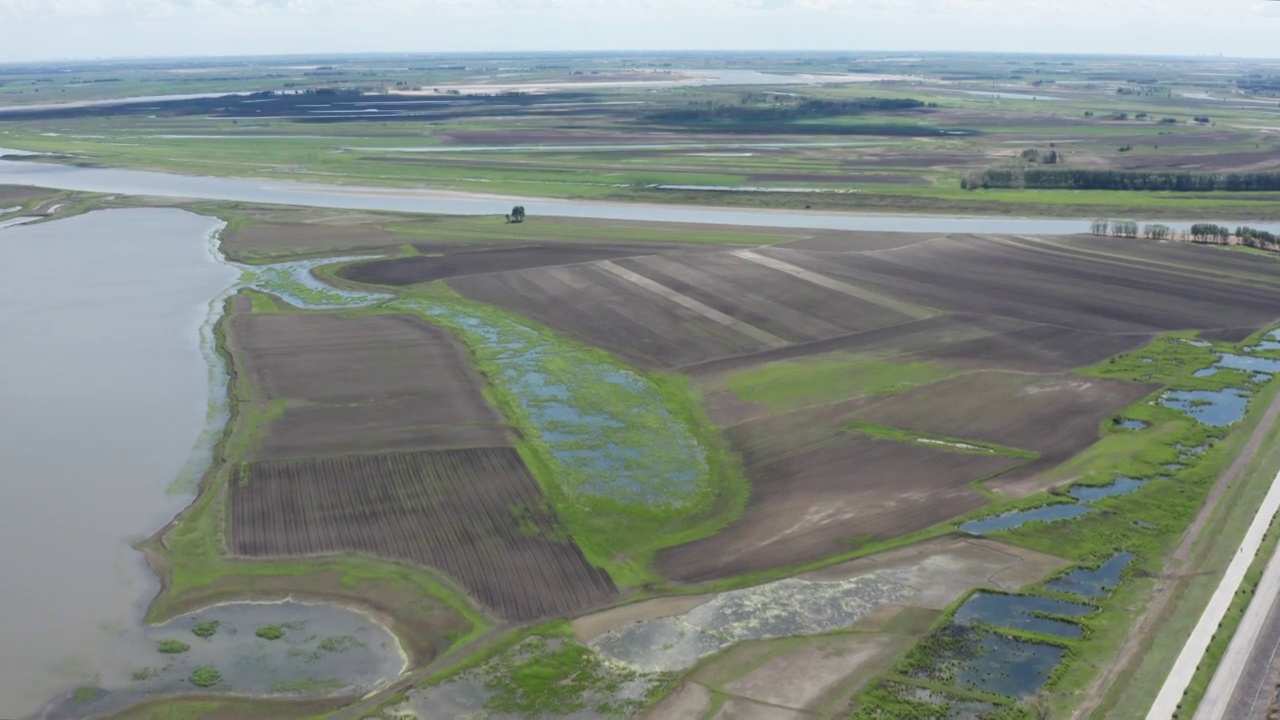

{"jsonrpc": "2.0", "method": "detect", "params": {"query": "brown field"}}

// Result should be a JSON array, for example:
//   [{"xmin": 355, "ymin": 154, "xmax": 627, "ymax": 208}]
[
  {"xmin": 853, "ymin": 371, "xmax": 1153, "ymax": 487},
  {"xmin": 450, "ymin": 250, "xmax": 927, "ymax": 368},
  {"xmin": 654, "ymin": 404, "xmax": 1021, "ymax": 582},
  {"xmin": 768, "ymin": 236, "xmax": 1280, "ymax": 336},
  {"xmin": 338, "ymin": 242, "xmax": 696, "ymax": 286},
  {"xmin": 230, "ymin": 448, "xmax": 618, "ymax": 621},
  {"xmin": 226, "ymin": 312, "xmax": 511, "ymax": 459}
]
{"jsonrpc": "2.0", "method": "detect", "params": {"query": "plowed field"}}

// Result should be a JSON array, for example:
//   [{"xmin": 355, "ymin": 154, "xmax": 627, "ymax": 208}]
[
  {"xmin": 655, "ymin": 404, "xmax": 1021, "ymax": 582},
  {"xmin": 230, "ymin": 448, "xmax": 618, "ymax": 621},
  {"xmin": 226, "ymin": 312, "xmax": 512, "ymax": 458}
]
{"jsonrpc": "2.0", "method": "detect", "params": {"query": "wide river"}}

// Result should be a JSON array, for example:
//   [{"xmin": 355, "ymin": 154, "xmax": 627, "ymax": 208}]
[
  {"xmin": 5, "ymin": 153, "xmax": 1280, "ymax": 235},
  {"xmin": 0, "ymin": 210, "xmax": 238, "ymax": 717}
]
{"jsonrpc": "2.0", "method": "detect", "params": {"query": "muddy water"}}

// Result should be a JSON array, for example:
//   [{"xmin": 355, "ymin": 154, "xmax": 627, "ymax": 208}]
[
  {"xmin": 0, "ymin": 209, "xmax": 238, "ymax": 716},
  {"xmin": 0, "ymin": 211, "xmax": 407, "ymax": 718},
  {"xmin": 8, "ymin": 153, "xmax": 1280, "ymax": 235}
]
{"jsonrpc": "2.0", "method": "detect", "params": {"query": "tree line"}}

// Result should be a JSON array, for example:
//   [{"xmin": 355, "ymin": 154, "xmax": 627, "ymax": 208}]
[
  {"xmin": 1089, "ymin": 220, "xmax": 1280, "ymax": 251},
  {"xmin": 964, "ymin": 169, "xmax": 1280, "ymax": 192}
]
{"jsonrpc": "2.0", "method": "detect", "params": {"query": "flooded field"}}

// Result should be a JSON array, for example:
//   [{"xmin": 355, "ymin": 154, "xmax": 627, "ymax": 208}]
[
  {"xmin": 37, "ymin": 601, "xmax": 404, "ymax": 720},
  {"xmin": 952, "ymin": 592, "xmax": 1091, "ymax": 638},
  {"xmin": 0, "ymin": 210, "xmax": 238, "ymax": 717},
  {"xmin": 589, "ymin": 575, "xmax": 913, "ymax": 672},
  {"xmin": 960, "ymin": 504, "xmax": 1092, "ymax": 534}
]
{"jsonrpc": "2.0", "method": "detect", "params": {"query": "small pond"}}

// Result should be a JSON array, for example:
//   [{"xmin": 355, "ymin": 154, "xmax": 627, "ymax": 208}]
[
  {"xmin": 1069, "ymin": 477, "xmax": 1147, "ymax": 503},
  {"xmin": 953, "ymin": 632, "xmax": 1065, "ymax": 699},
  {"xmin": 960, "ymin": 504, "xmax": 1091, "ymax": 535},
  {"xmin": 37, "ymin": 601, "xmax": 405, "ymax": 720},
  {"xmin": 1161, "ymin": 388, "xmax": 1251, "ymax": 426},
  {"xmin": 1045, "ymin": 553, "xmax": 1134, "ymax": 598},
  {"xmin": 1115, "ymin": 419, "xmax": 1149, "ymax": 430},
  {"xmin": 952, "ymin": 593, "xmax": 1091, "ymax": 638},
  {"xmin": 1214, "ymin": 353, "xmax": 1280, "ymax": 375}
]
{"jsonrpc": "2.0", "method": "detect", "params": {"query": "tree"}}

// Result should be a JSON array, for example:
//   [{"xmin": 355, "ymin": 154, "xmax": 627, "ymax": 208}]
[
  {"xmin": 506, "ymin": 205, "xmax": 526, "ymax": 224},
  {"xmin": 1091, "ymin": 219, "xmax": 1110, "ymax": 236}
]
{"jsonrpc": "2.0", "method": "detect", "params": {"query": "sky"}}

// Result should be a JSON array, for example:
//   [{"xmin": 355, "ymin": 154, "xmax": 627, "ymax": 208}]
[{"xmin": 0, "ymin": 0, "xmax": 1279, "ymax": 63}]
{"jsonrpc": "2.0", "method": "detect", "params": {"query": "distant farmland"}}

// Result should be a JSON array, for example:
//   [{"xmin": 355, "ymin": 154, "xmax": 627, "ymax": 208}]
[{"xmin": 230, "ymin": 448, "xmax": 618, "ymax": 621}]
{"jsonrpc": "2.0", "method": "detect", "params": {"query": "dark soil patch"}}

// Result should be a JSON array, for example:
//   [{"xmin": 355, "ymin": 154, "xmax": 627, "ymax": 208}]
[
  {"xmin": 339, "ymin": 243, "xmax": 676, "ymax": 286},
  {"xmin": 767, "ymin": 237, "xmax": 1280, "ymax": 336},
  {"xmin": 853, "ymin": 371, "xmax": 1153, "ymax": 488},
  {"xmin": 654, "ymin": 407, "xmax": 1018, "ymax": 582},
  {"xmin": 221, "ymin": 221, "xmax": 405, "ymax": 261},
  {"xmin": 226, "ymin": 312, "xmax": 511, "ymax": 459},
  {"xmin": 230, "ymin": 448, "xmax": 618, "ymax": 621},
  {"xmin": 776, "ymin": 231, "xmax": 943, "ymax": 252}
]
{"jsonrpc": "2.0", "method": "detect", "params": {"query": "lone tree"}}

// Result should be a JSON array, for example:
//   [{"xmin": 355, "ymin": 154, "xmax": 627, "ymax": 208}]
[{"xmin": 506, "ymin": 205, "xmax": 526, "ymax": 224}]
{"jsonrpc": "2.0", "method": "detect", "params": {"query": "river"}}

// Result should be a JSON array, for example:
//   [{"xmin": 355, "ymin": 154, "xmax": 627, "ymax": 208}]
[{"xmin": 4, "ymin": 153, "xmax": 1280, "ymax": 235}]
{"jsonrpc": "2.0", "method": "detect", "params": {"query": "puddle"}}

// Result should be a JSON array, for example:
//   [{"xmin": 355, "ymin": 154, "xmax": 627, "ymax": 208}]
[
  {"xmin": 1161, "ymin": 388, "xmax": 1250, "ymax": 426},
  {"xmin": 1045, "ymin": 553, "xmax": 1134, "ymax": 598},
  {"xmin": 953, "ymin": 632, "xmax": 1065, "ymax": 698},
  {"xmin": 1115, "ymin": 419, "xmax": 1149, "ymax": 430},
  {"xmin": 1069, "ymin": 477, "xmax": 1146, "ymax": 503},
  {"xmin": 395, "ymin": 298, "xmax": 706, "ymax": 506},
  {"xmin": 245, "ymin": 257, "xmax": 390, "ymax": 309},
  {"xmin": 1214, "ymin": 353, "xmax": 1280, "ymax": 374},
  {"xmin": 953, "ymin": 593, "xmax": 1090, "ymax": 638},
  {"xmin": 590, "ymin": 574, "xmax": 912, "ymax": 672},
  {"xmin": 1164, "ymin": 463, "xmax": 1186, "ymax": 473},
  {"xmin": 960, "ymin": 504, "xmax": 1092, "ymax": 535},
  {"xmin": 1194, "ymin": 368, "xmax": 1219, "ymax": 378},
  {"xmin": 37, "ymin": 601, "xmax": 405, "ymax": 720},
  {"xmin": 913, "ymin": 625, "xmax": 1063, "ymax": 700},
  {"xmin": 896, "ymin": 685, "xmax": 1004, "ymax": 719},
  {"xmin": 1252, "ymin": 330, "xmax": 1280, "ymax": 352}
]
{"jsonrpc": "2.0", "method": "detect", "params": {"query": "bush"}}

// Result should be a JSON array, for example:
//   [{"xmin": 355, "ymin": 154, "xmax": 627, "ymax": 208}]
[
  {"xmin": 255, "ymin": 624, "xmax": 284, "ymax": 640},
  {"xmin": 191, "ymin": 621, "xmax": 219, "ymax": 638},
  {"xmin": 157, "ymin": 639, "xmax": 190, "ymax": 654},
  {"xmin": 189, "ymin": 666, "xmax": 222, "ymax": 688}
]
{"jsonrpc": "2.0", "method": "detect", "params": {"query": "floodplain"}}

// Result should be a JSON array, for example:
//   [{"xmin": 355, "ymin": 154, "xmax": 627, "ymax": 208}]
[{"xmin": 10, "ymin": 50, "xmax": 1280, "ymax": 720}]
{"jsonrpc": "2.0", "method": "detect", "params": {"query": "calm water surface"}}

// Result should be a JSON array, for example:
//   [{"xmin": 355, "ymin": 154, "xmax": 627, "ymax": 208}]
[
  {"xmin": 0, "ymin": 210, "xmax": 238, "ymax": 716},
  {"xmin": 6, "ymin": 154, "xmax": 1280, "ymax": 235}
]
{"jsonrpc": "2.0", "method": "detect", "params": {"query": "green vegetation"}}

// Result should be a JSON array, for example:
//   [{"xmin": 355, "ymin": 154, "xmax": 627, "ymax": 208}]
[
  {"xmin": 406, "ymin": 623, "xmax": 668, "ymax": 719},
  {"xmin": 255, "ymin": 624, "xmax": 285, "ymax": 640},
  {"xmin": 318, "ymin": 635, "xmax": 363, "ymax": 653},
  {"xmin": 852, "ymin": 328, "xmax": 1280, "ymax": 716},
  {"xmin": 73, "ymin": 686, "xmax": 102, "ymax": 702},
  {"xmin": 849, "ymin": 421, "xmax": 1038, "ymax": 459},
  {"xmin": 391, "ymin": 285, "xmax": 749, "ymax": 588},
  {"xmin": 157, "ymin": 639, "xmax": 191, "ymax": 654},
  {"xmin": 726, "ymin": 357, "xmax": 960, "ymax": 413},
  {"xmin": 189, "ymin": 666, "xmax": 223, "ymax": 688},
  {"xmin": 191, "ymin": 621, "xmax": 219, "ymax": 639}
]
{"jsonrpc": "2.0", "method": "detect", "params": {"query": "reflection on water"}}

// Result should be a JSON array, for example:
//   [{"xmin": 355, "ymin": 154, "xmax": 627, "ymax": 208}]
[
  {"xmin": 1161, "ymin": 388, "xmax": 1251, "ymax": 426},
  {"xmin": 1046, "ymin": 553, "xmax": 1134, "ymax": 598},
  {"xmin": 8, "ymin": 153, "xmax": 1280, "ymax": 235},
  {"xmin": 1070, "ymin": 477, "xmax": 1147, "ymax": 503},
  {"xmin": 953, "ymin": 592, "xmax": 1090, "ymax": 638},
  {"xmin": 36, "ymin": 601, "xmax": 404, "ymax": 720},
  {"xmin": 960, "ymin": 504, "xmax": 1092, "ymax": 535},
  {"xmin": 0, "ymin": 210, "xmax": 239, "ymax": 718}
]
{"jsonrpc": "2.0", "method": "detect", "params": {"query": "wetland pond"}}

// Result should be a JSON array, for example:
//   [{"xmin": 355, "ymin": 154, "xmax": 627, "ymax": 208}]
[{"xmin": 0, "ymin": 211, "xmax": 402, "ymax": 719}]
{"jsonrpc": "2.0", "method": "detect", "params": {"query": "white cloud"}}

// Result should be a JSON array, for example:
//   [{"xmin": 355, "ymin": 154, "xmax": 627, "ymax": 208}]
[{"xmin": 0, "ymin": 0, "xmax": 1276, "ymax": 61}]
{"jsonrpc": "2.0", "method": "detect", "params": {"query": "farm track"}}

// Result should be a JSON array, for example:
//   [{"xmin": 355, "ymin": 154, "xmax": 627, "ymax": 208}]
[{"xmin": 1073, "ymin": 384, "xmax": 1280, "ymax": 718}]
